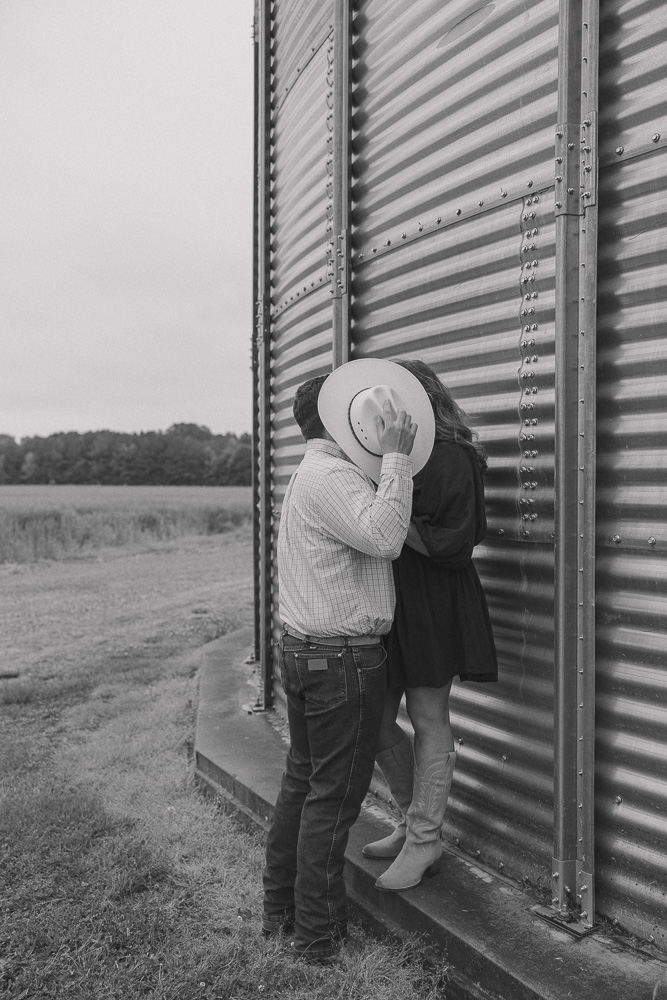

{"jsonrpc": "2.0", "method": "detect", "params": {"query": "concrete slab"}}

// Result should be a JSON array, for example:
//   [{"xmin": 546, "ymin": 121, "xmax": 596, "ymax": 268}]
[{"xmin": 194, "ymin": 630, "xmax": 667, "ymax": 1000}]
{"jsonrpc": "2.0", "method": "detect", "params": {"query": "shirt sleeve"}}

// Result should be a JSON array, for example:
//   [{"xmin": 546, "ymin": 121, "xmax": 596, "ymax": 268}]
[
  {"xmin": 316, "ymin": 453, "xmax": 413, "ymax": 559},
  {"xmin": 411, "ymin": 445, "xmax": 478, "ymax": 565}
]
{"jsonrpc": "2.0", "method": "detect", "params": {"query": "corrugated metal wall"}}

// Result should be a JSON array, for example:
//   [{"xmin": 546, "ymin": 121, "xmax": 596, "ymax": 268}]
[
  {"xmin": 256, "ymin": 0, "xmax": 667, "ymax": 943},
  {"xmin": 350, "ymin": 0, "xmax": 559, "ymax": 888},
  {"xmin": 595, "ymin": 0, "xmax": 667, "ymax": 948},
  {"xmin": 267, "ymin": 3, "xmax": 335, "ymax": 695}
]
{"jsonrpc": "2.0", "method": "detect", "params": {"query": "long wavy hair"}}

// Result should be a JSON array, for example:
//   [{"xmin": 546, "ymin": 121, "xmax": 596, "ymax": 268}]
[{"xmin": 396, "ymin": 359, "xmax": 488, "ymax": 475}]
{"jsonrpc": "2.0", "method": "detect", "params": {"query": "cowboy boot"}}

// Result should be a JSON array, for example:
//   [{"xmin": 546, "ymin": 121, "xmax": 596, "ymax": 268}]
[
  {"xmin": 375, "ymin": 751, "xmax": 455, "ymax": 891},
  {"xmin": 362, "ymin": 734, "xmax": 414, "ymax": 859}
]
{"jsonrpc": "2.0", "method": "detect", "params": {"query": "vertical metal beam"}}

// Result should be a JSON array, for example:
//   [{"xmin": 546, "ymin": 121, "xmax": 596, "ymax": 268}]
[
  {"xmin": 576, "ymin": 0, "xmax": 599, "ymax": 928},
  {"xmin": 255, "ymin": 0, "xmax": 274, "ymax": 708},
  {"xmin": 251, "ymin": 8, "xmax": 261, "ymax": 665},
  {"xmin": 550, "ymin": 0, "xmax": 599, "ymax": 928},
  {"xmin": 331, "ymin": 0, "xmax": 352, "ymax": 369}
]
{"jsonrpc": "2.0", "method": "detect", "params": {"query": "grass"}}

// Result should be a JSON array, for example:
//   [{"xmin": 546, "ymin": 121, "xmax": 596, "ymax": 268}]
[
  {"xmin": 0, "ymin": 485, "xmax": 252, "ymax": 563},
  {"xmin": 0, "ymin": 516, "xmax": 450, "ymax": 999}
]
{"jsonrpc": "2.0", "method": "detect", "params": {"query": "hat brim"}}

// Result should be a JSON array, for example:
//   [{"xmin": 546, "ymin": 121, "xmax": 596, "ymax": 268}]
[{"xmin": 318, "ymin": 359, "xmax": 435, "ymax": 483}]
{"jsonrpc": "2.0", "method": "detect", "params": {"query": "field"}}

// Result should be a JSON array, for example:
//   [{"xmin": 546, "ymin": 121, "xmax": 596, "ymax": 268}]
[
  {"xmin": 0, "ymin": 488, "xmax": 446, "ymax": 999},
  {"xmin": 0, "ymin": 485, "xmax": 253, "ymax": 563}
]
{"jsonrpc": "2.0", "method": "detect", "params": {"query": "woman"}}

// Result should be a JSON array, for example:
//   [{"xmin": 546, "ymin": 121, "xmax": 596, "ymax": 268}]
[{"xmin": 363, "ymin": 359, "xmax": 498, "ymax": 892}]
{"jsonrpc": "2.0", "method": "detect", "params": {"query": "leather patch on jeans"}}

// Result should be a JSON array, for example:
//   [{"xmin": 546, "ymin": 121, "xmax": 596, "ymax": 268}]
[{"xmin": 306, "ymin": 658, "xmax": 329, "ymax": 672}]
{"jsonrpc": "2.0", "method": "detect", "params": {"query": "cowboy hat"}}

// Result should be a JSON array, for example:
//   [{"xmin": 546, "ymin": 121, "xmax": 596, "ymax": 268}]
[{"xmin": 318, "ymin": 358, "xmax": 435, "ymax": 482}]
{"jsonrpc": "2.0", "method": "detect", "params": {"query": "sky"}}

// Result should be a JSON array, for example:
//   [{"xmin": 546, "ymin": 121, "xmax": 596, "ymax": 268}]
[{"xmin": 0, "ymin": 0, "xmax": 255, "ymax": 440}]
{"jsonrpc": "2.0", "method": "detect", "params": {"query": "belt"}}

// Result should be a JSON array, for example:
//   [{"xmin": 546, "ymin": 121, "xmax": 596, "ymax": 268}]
[{"xmin": 283, "ymin": 626, "xmax": 383, "ymax": 647}]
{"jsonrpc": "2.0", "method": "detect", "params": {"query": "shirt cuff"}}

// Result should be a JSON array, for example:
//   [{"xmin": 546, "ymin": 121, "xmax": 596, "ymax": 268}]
[{"xmin": 379, "ymin": 452, "xmax": 413, "ymax": 478}]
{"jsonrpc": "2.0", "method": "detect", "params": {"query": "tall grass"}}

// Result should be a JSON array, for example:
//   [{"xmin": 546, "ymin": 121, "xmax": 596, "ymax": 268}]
[{"xmin": 0, "ymin": 486, "xmax": 252, "ymax": 563}]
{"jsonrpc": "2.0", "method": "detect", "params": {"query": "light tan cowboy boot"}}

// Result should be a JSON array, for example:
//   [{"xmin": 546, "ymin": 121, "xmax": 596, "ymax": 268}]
[
  {"xmin": 375, "ymin": 751, "xmax": 455, "ymax": 891},
  {"xmin": 362, "ymin": 734, "xmax": 414, "ymax": 859}
]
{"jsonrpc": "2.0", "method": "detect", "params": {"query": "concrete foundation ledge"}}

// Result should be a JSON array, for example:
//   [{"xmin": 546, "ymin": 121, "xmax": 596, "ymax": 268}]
[{"xmin": 194, "ymin": 629, "xmax": 667, "ymax": 1000}]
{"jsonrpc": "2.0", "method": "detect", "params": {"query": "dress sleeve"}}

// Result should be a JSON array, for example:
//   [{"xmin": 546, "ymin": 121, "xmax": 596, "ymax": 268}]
[{"xmin": 411, "ymin": 444, "xmax": 478, "ymax": 566}]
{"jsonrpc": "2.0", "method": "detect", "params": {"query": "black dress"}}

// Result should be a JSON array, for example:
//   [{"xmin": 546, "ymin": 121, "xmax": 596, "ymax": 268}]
[{"xmin": 386, "ymin": 439, "xmax": 498, "ymax": 689}]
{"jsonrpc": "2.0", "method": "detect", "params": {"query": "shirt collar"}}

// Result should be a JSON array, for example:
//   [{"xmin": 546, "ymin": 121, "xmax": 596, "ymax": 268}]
[{"xmin": 306, "ymin": 438, "xmax": 347, "ymax": 461}]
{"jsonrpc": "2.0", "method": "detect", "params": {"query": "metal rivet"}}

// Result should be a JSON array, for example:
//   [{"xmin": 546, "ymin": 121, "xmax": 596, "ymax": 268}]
[
  {"xmin": 648, "ymin": 536, "xmax": 656, "ymax": 546},
  {"xmin": 616, "ymin": 146, "xmax": 624, "ymax": 155},
  {"xmin": 498, "ymin": 528, "xmax": 504, "ymax": 535},
  {"xmin": 372, "ymin": 247, "xmax": 377, "ymax": 253},
  {"xmin": 555, "ymin": 201, "xmax": 562, "ymax": 209},
  {"xmin": 556, "ymin": 130, "xmax": 563, "ymax": 138},
  {"xmin": 568, "ymin": 187, "xmax": 575, "ymax": 194},
  {"xmin": 527, "ymin": 180, "xmax": 533, "ymax": 187},
  {"xmin": 653, "ymin": 133, "xmax": 661, "ymax": 143},
  {"xmin": 478, "ymin": 200, "xmax": 484, "ymax": 206},
  {"xmin": 615, "ymin": 796, "xmax": 622, "ymax": 805},
  {"xmin": 436, "ymin": 216, "xmax": 441, "ymax": 223},
  {"xmin": 456, "ymin": 208, "xmax": 461, "ymax": 216},
  {"xmin": 613, "ymin": 535, "xmax": 621, "ymax": 544},
  {"xmin": 568, "ymin": 142, "xmax": 575, "ymax": 150},
  {"xmin": 401, "ymin": 232, "xmax": 407, "ymax": 239},
  {"xmin": 556, "ymin": 175, "xmax": 563, "ymax": 182}
]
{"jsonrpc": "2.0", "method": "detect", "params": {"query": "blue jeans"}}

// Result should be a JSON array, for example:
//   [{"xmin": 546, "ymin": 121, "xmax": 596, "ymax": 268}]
[{"xmin": 263, "ymin": 633, "xmax": 387, "ymax": 958}]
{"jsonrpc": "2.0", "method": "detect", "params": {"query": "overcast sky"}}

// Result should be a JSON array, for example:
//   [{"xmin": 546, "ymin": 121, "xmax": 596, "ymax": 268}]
[{"xmin": 0, "ymin": 0, "xmax": 254, "ymax": 440}]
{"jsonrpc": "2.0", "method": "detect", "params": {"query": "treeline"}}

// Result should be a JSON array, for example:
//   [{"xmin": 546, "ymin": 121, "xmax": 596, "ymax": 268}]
[{"xmin": 0, "ymin": 424, "xmax": 251, "ymax": 486}]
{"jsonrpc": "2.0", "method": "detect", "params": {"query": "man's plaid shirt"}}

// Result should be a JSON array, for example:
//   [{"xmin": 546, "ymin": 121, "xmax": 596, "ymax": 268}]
[{"xmin": 277, "ymin": 438, "xmax": 413, "ymax": 637}]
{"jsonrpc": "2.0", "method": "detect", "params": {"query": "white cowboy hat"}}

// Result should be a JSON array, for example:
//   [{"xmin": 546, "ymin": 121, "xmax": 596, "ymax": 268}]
[{"xmin": 318, "ymin": 358, "xmax": 435, "ymax": 482}]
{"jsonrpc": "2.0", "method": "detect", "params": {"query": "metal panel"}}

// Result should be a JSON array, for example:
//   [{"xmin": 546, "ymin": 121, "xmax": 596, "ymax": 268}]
[
  {"xmin": 350, "ymin": 0, "xmax": 560, "ymax": 887},
  {"xmin": 266, "ymin": 4, "xmax": 335, "ymax": 704},
  {"xmin": 270, "ymin": 44, "xmax": 331, "ymax": 310},
  {"xmin": 595, "ymin": 0, "xmax": 667, "ymax": 948},
  {"xmin": 351, "ymin": 0, "xmax": 558, "ymax": 250}
]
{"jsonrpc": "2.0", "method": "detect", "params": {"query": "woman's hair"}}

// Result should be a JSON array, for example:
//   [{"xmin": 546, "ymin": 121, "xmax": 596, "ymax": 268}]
[{"xmin": 396, "ymin": 359, "xmax": 488, "ymax": 474}]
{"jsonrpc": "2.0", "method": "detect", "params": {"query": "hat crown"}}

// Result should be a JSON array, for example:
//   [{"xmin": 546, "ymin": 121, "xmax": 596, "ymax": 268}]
[
  {"xmin": 317, "ymin": 358, "xmax": 435, "ymax": 483},
  {"xmin": 348, "ymin": 385, "xmax": 405, "ymax": 456}
]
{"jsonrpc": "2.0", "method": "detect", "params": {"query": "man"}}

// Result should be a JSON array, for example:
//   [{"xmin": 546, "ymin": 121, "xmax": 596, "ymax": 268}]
[{"xmin": 261, "ymin": 367, "xmax": 420, "ymax": 964}]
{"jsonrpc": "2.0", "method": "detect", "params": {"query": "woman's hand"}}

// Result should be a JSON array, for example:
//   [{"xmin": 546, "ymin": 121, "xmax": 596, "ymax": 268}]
[{"xmin": 404, "ymin": 521, "xmax": 430, "ymax": 556}]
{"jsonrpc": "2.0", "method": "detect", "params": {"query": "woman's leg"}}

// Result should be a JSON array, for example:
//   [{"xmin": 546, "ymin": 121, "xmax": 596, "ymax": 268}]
[
  {"xmin": 375, "ymin": 682, "xmax": 456, "ymax": 891},
  {"xmin": 404, "ymin": 682, "xmax": 454, "ymax": 763}
]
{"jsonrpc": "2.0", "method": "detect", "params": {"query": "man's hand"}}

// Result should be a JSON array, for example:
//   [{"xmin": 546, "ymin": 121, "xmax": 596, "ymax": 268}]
[{"xmin": 374, "ymin": 398, "xmax": 418, "ymax": 456}]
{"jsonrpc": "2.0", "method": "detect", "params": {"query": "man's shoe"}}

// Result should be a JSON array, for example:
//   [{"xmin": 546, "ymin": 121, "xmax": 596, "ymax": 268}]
[
  {"xmin": 290, "ymin": 939, "xmax": 341, "ymax": 965},
  {"xmin": 261, "ymin": 911, "xmax": 295, "ymax": 938}
]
